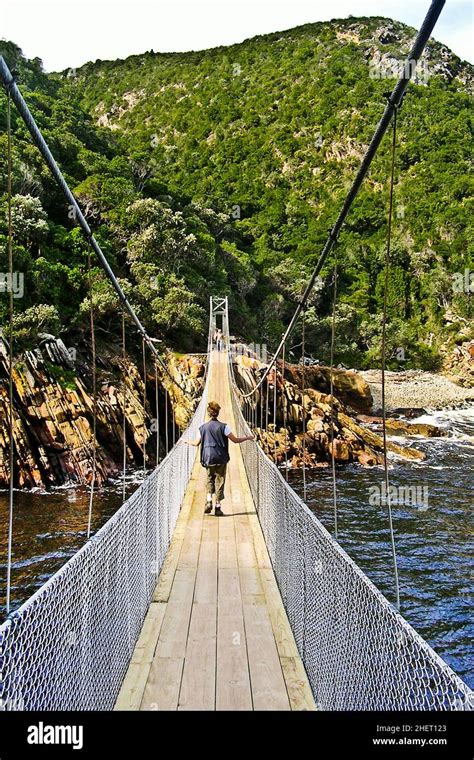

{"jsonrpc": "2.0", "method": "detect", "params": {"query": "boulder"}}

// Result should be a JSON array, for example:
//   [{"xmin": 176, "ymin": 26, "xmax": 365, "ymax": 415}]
[{"xmin": 385, "ymin": 419, "xmax": 447, "ymax": 437}]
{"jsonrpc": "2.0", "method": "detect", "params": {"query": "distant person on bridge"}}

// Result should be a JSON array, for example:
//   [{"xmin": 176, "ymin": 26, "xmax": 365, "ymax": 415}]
[
  {"xmin": 185, "ymin": 401, "xmax": 253, "ymax": 516},
  {"xmin": 215, "ymin": 328, "xmax": 223, "ymax": 352}
]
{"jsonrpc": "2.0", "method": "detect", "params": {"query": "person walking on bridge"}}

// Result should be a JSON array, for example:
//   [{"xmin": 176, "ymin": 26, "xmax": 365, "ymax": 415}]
[
  {"xmin": 215, "ymin": 328, "xmax": 223, "ymax": 352},
  {"xmin": 185, "ymin": 401, "xmax": 253, "ymax": 516}
]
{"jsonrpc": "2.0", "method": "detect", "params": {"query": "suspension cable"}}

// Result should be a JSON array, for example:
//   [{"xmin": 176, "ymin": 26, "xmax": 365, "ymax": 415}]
[
  {"xmin": 382, "ymin": 105, "xmax": 401, "ymax": 611},
  {"xmin": 301, "ymin": 309, "xmax": 307, "ymax": 501},
  {"xmin": 154, "ymin": 361, "xmax": 160, "ymax": 464},
  {"xmin": 86, "ymin": 251, "xmax": 97, "ymax": 539},
  {"xmin": 265, "ymin": 376, "xmax": 269, "ymax": 433},
  {"xmin": 5, "ymin": 89, "xmax": 14, "ymax": 614},
  {"xmin": 273, "ymin": 364, "xmax": 277, "ymax": 463},
  {"xmin": 172, "ymin": 402, "xmax": 176, "ymax": 448},
  {"xmin": 329, "ymin": 250, "xmax": 339, "ymax": 538},
  {"xmin": 121, "ymin": 311, "xmax": 127, "ymax": 502},
  {"xmin": 164, "ymin": 387, "xmax": 169, "ymax": 455},
  {"xmin": 282, "ymin": 340, "xmax": 288, "ymax": 480},
  {"xmin": 142, "ymin": 336, "xmax": 147, "ymax": 475}
]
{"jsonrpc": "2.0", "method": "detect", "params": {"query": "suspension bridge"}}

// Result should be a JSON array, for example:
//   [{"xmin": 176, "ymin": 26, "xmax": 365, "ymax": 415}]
[{"xmin": 0, "ymin": 0, "xmax": 473, "ymax": 711}]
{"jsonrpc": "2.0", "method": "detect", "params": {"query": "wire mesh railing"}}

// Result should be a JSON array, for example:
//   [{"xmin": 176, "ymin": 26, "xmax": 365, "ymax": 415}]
[
  {"xmin": 228, "ymin": 347, "xmax": 473, "ymax": 711},
  {"xmin": 0, "ymin": 374, "xmax": 209, "ymax": 711}
]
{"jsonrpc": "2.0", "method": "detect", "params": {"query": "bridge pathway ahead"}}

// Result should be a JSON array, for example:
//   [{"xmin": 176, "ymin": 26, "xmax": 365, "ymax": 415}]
[{"xmin": 115, "ymin": 350, "xmax": 316, "ymax": 711}]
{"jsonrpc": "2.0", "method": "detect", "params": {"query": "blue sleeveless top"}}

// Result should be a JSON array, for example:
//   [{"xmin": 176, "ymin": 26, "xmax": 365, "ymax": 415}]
[{"xmin": 199, "ymin": 420, "xmax": 230, "ymax": 466}]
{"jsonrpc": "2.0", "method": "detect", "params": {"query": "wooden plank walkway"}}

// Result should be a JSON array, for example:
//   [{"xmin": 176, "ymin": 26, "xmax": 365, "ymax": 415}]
[{"xmin": 115, "ymin": 350, "xmax": 316, "ymax": 711}]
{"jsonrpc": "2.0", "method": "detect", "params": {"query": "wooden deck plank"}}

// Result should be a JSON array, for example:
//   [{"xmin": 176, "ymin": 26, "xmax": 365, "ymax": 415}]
[{"xmin": 178, "ymin": 603, "xmax": 217, "ymax": 710}]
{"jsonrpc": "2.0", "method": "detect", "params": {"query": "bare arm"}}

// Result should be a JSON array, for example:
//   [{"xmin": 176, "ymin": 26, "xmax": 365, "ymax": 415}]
[
  {"xmin": 184, "ymin": 437, "xmax": 201, "ymax": 447},
  {"xmin": 227, "ymin": 432, "xmax": 254, "ymax": 444}
]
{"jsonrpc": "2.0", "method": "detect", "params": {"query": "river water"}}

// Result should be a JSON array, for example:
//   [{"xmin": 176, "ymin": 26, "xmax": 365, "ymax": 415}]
[{"xmin": 1, "ymin": 408, "xmax": 472, "ymax": 689}]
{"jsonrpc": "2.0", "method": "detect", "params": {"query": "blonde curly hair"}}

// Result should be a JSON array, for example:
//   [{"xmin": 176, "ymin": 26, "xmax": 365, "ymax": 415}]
[{"xmin": 207, "ymin": 401, "xmax": 221, "ymax": 419}]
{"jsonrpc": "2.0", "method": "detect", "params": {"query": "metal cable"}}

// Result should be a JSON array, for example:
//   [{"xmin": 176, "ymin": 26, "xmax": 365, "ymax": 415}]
[
  {"xmin": 301, "ymin": 309, "xmax": 307, "ymax": 501},
  {"xmin": 265, "ymin": 378, "xmax": 269, "ymax": 432},
  {"xmin": 282, "ymin": 340, "xmax": 288, "ymax": 480},
  {"xmin": 86, "ymin": 252, "xmax": 98, "ymax": 539},
  {"xmin": 381, "ymin": 106, "xmax": 401, "ymax": 610},
  {"xmin": 172, "ymin": 403, "xmax": 176, "ymax": 448},
  {"xmin": 273, "ymin": 364, "xmax": 277, "ymax": 463},
  {"xmin": 121, "ymin": 312, "xmax": 127, "ymax": 503},
  {"xmin": 329, "ymin": 252, "xmax": 339, "ymax": 539},
  {"xmin": 164, "ymin": 388, "xmax": 169, "ymax": 455},
  {"xmin": 5, "ymin": 90, "xmax": 14, "ymax": 614},
  {"xmin": 155, "ymin": 362, "xmax": 160, "ymax": 464},
  {"xmin": 142, "ymin": 336, "xmax": 147, "ymax": 475}
]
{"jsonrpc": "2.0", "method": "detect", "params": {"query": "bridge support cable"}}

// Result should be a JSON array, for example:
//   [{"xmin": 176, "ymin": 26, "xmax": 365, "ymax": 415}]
[
  {"xmin": 381, "ymin": 105, "xmax": 401, "ymax": 610},
  {"xmin": 273, "ymin": 366, "xmax": 277, "ymax": 463},
  {"xmin": 164, "ymin": 387, "xmax": 169, "ymax": 456},
  {"xmin": 86, "ymin": 251, "xmax": 98, "ymax": 539},
  {"xmin": 121, "ymin": 312, "xmax": 127, "ymax": 502},
  {"xmin": 265, "ymin": 379, "xmax": 269, "ymax": 434},
  {"xmin": 142, "ymin": 337, "xmax": 147, "ymax": 475},
  {"xmin": 0, "ymin": 56, "xmax": 186, "ymax": 395},
  {"xmin": 329, "ymin": 251, "xmax": 339, "ymax": 539},
  {"xmin": 237, "ymin": 0, "xmax": 447, "ymax": 402},
  {"xmin": 5, "ymin": 89, "xmax": 14, "ymax": 614},
  {"xmin": 172, "ymin": 403, "xmax": 176, "ymax": 448},
  {"xmin": 154, "ymin": 362, "xmax": 160, "ymax": 465},
  {"xmin": 301, "ymin": 309, "xmax": 307, "ymax": 502},
  {"xmin": 282, "ymin": 341, "xmax": 289, "ymax": 480}
]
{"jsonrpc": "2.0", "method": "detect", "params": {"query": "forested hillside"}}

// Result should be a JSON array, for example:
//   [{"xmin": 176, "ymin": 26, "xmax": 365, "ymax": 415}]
[{"xmin": 1, "ymin": 16, "xmax": 472, "ymax": 367}]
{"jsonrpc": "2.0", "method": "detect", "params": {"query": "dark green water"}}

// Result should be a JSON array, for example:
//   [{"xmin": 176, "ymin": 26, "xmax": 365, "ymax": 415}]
[{"xmin": 1, "ymin": 408, "xmax": 472, "ymax": 689}]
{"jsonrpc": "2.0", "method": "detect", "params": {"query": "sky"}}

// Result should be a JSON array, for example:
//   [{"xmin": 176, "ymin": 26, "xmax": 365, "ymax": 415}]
[{"xmin": 1, "ymin": 0, "xmax": 472, "ymax": 71}]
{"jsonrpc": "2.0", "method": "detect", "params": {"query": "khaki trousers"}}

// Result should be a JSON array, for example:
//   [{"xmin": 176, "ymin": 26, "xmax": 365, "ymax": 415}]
[{"xmin": 205, "ymin": 463, "xmax": 227, "ymax": 502}]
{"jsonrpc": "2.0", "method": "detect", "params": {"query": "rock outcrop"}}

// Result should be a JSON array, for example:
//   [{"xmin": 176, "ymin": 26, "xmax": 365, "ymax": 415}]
[
  {"xmin": 162, "ymin": 353, "xmax": 206, "ymax": 429},
  {"xmin": 232, "ymin": 354, "xmax": 425, "ymax": 468},
  {"xmin": 442, "ymin": 340, "xmax": 474, "ymax": 388},
  {"xmin": 0, "ymin": 338, "xmax": 204, "ymax": 489}
]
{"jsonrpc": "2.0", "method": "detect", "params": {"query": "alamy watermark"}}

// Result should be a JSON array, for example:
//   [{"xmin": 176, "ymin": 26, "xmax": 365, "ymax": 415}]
[
  {"xmin": 369, "ymin": 57, "xmax": 431, "ymax": 85},
  {"xmin": 0, "ymin": 271, "xmax": 24, "ymax": 298},
  {"xmin": 452, "ymin": 268, "xmax": 474, "ymax": 294},
  {"xmin": 234, "ymin": 342, "xmax": 268, "ymax": 363},
  {"xmin": 369, "ymin": 482, "xmax": 429, "ymax": 511}
]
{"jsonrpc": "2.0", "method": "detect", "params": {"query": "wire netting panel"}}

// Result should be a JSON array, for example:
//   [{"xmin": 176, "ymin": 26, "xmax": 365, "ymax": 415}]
[
  {"xmin": 0, "ymin": 385, "xmax": 208, "ymax": 711},
  {"xmin": 229, "ymin": 355, "xmax": 473, "ymax": 711}
]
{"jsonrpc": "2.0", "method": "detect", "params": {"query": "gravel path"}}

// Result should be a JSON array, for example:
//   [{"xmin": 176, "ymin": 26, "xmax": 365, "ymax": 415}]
[{"xmin": 360, "ymin": 370, "xmax": 474, "ymax": 413}]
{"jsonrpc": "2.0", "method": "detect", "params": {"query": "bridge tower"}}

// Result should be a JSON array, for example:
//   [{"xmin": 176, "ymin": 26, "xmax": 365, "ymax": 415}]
[{"xmin": 209, "ymin": 296, "xmax": 229, "ymax": 340}]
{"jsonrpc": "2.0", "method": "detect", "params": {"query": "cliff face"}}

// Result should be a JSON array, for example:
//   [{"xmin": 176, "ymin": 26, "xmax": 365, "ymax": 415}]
[{"xmin": 0, "ymin": 338, "xmax": 204, "ymax": 490}]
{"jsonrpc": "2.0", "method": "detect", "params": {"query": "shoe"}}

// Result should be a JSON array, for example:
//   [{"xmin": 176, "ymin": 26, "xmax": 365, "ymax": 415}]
[
  {"xmin": 204, "ymin": 504, "xmax": 213, "ymax": 514},
  {"xmin": 214, "ymin": 505, "xmax": 224, "ymax": 517}
]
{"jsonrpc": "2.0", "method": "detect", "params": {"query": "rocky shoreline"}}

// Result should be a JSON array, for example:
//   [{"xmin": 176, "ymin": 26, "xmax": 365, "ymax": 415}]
[
  {"xmin": 361, "ymin": 340, "xmax": 474, "ymax": 414},
  {"xmin": 361, "ymin": 369, "xmax": 474, "ymax": 414}
]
